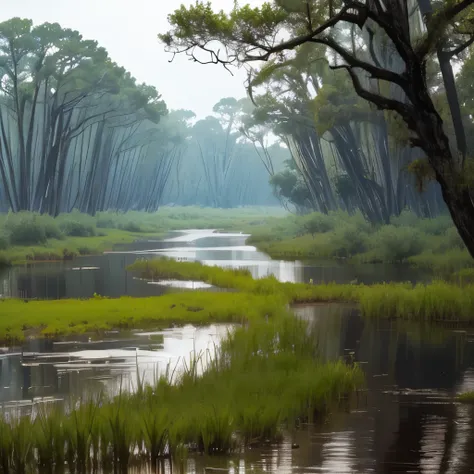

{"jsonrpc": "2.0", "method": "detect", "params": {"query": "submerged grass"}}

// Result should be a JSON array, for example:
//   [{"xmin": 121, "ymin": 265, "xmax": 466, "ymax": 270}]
[{"xmin": 0, "ymin": 313, "xmax": 363, "ymax": 473}]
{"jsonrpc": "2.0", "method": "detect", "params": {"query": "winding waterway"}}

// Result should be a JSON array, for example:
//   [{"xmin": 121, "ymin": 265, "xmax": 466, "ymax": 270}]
[{"xmin": 1, "ymin": 230, "xmax": 473, "ymax": 473}]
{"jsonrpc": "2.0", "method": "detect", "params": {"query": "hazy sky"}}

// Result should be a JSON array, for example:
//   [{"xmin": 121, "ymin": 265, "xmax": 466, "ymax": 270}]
[{"xmin": 1, "ymin": 0, "xmax": 262, "ymax": 118}]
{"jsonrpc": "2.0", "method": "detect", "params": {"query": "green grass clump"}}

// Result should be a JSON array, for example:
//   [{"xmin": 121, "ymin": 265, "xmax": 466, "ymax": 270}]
[
  {"xmin": 0, "ymin": 315, "xmax": 363, "ymax": 472},
  {"xmin": 129, "ymin": 258, "xmax": 474, "ymax": 324},
  {"xmin": 456, "ymin": 391, "xmax": 474, "ymax": 403},
  {"xmin": 0, "ymin": 291, "xmax": 286, "ymax": 342},
  {"xmin": 408, "ymin": 249, "xmax": 473, "ymax": 275},
  {"xmin": 450, "ymin": 268, "xmax": 474, "ymax": 284},
  {"xmin": 357, "ymin": 280, "xmax": 474, "ymax": 322}
]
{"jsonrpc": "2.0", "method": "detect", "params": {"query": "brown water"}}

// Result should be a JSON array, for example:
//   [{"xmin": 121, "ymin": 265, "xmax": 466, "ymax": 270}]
[{"xmin": 1, "ymin": 230, "xmax": 471, "ymax": 473}]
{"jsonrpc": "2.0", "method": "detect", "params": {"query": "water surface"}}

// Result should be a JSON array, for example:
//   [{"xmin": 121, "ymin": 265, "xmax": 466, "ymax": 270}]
[
  {"xmin": 0, "ymin": 229, "xmax": 429, "ymax": 299},
  {"xmin": 1, "ymin": 229, "xmax": 468, "ymax": 473}
]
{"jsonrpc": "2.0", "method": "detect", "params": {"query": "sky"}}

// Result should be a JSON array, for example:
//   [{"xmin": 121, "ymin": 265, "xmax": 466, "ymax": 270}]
[{"xmin": 0, "ymin": 0, "xmax": 262, "ymax": 118}]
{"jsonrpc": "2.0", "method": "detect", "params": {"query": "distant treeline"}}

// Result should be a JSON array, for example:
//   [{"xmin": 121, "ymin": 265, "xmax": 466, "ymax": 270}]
[{"xmin": 0, "ymin": 19, "xmax": 285, "ymax": 215}]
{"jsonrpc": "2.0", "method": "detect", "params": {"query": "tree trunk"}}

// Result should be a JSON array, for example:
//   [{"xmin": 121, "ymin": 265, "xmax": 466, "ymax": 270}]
[{"xmin": 436, "ymin": 174, "xmax": 474, "ymax": 258}]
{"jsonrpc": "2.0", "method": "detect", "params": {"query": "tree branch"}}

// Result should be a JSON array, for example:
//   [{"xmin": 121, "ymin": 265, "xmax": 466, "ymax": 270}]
[
  {"xmin": 312, "ymin": 37, "xmax": 408, "ymax": 90},
  {"xmin": 444, "ymin": 35, "xmax": 474, "ymax": 58},
  {"xmin": 330, "ymin": 64, "xmax": 413, "ymax": 122}
]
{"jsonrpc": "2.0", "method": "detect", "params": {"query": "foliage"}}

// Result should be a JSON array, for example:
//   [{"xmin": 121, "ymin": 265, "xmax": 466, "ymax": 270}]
[
  {"xmin": 1, "ymin": 212, "xmax": 48, "ymax": 246},
  {"xmin": 0, "ymin": 207, "xmax": 286, "ymax": 267},
  {"xmin": 243, "ymin": 209, "xmax": 471, "ymax": 271},
  {"xmin": 300, "ymin": 212, "xmax": 335, "ymax": 236},
  {"xmin": 370, "ymin": 225, "xmax": 424, "ymax": 263},
  {"xmin": 160, "ymin": 0, "xmax": 474, "ymax": 254}
]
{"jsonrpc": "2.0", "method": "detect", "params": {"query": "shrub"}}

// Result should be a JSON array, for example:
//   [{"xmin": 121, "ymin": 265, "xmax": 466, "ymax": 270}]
[
  {"xmin": 40, "ymin": 215, "xmax": 63, "ymax": 239},
  {"xmin": 57, "ymin": 211, "xmax": 96, "ymax": 237},
  {"xmin": 4, "ymin": 212, "xmax": 47, "ymax": 246},
  {"xmin": 0, "ymin": 232, "xmax": 8, "ymax": 250},
  {"xmin": 418, "ymin": 215, "xmax": 453, "ymax": 236},
  {"xmin": 300, "ymin": 213, "xmax": 334, "ymax": 236},
  {"xmin": 59, "ymin": 219, "xmax": 96, "ymax": 237},
  {"xmin": 443, "ymin": 227, "xmax": 465, "ymax": 250},
  {"xmin": 372, "ymin": 225, "xmax": 424, "ymax": 262},
  {"xmin": 95, "ymin": 215, "xmax": 118, "ymax": 229},
  {"xmin": 391, "ymin": 210, "xmax": 419, "ymax": 227},
  {"xmin": 120, "ymin": 221, "xmax": 144, "ymax": 232},
  {"xmin": 329, "ymin": 224, "xmax": 369, "ymax": 257}
]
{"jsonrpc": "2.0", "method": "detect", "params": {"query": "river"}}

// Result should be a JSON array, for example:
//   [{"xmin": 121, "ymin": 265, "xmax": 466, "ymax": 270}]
[{"xmin": 1, "ymin": 230, "xmax": 473, "ymax": 473}]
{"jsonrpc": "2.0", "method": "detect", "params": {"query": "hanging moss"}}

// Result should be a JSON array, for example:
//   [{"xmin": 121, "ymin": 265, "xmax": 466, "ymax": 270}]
[{"xmin": 407, "ymin": 158, "xmax": 436, "ymax": 192}]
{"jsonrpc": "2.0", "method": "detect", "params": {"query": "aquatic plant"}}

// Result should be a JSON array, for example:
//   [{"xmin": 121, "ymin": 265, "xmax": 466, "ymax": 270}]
[{"xmin": 0, "ymin": 314, "xmax": 363, "ymax": 473}]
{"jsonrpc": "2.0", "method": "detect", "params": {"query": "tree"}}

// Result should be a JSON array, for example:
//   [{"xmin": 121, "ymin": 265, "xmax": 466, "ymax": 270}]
[
  {"xmin": 159, "ymin": 0, "xmax": 474, "ymax": 256},
  {"xmin": 0, "ymin": 18, "xmax": 183, "ymax": 215}
]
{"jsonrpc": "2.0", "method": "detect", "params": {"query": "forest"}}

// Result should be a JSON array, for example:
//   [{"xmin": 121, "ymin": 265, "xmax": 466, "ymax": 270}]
[
  {"xmin": 0, "ymin": 18, "xmax": 289, "ymax": 215},
  {"xmin": 2, "ymin": 8, "xmax": 474, "ymax": 224}
]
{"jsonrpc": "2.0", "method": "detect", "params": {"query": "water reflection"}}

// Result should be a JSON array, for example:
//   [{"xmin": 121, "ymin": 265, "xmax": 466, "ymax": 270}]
[
  {"xmin": 0, "ymin": 229, "xmax": 431, "ymax": 299},
  {"xmin": 2, "ymin": 305, "xmax": 474, "ymax": 472},
  {"xmin": 0, "ymin": 324, "xmax": 230, "ymax": 403}
]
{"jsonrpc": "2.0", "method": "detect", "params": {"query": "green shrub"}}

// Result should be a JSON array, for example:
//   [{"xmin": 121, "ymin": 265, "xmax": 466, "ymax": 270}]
[
  {"xmin": 300, "ymin": 213, "xmax": 334, "ymax": 236},
  {"xmin": 391, "ymin": 210, "xmax": 419, "ymax": 227},
  {"xmin": 418, "ymin": 215, "xmax": 453, "ymax": 236},
  {"xmin": 0, "ymin": 232, "xmax": 8, "ymax": 250},
  {"xmin": 330, "ymin": 224, "xmax": 369, "ymax": 257},
  {"xmin": 120, "ymin": 221, "xmax": 144, "ymax": 232},
  {"xmin": 4, "ymin": 212, "xmax": 48, "ymax": 245},
  {"xmin": 59, "ymin": 219, "xmax": 96, "ymax": 237},
  {"xmin": 372, "ymin": 225, "xmax": 424, "ymax": 262},
  {"xmin": 56, "ymin": 211, "xmax": 96, "ymax": 237},
  {"xmin": 443, "ymin": 227, "xmax": 465, "ymax": 250},
  {"xmin": 41, "ymin": 215, "xmax": 63, "ymax": 239},
  {"xmin": 95, "ymin": 215, "xmax": 118, "ymax": 229}
]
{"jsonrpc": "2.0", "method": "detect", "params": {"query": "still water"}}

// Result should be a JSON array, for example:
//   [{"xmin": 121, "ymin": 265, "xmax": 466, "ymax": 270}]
[
  {"xmin": 0, "ymin": 229, "xmax": 429, "ymax": 299},
  {"xmin": 1, "ymin": 230, "xmax": 472, "ymax": 473}
]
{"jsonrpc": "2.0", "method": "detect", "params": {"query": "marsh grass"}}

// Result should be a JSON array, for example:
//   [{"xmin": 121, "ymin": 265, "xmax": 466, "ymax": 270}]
[
  {"xmin": 0, "ymin": 229, "xmax": 152, "ymax": 266},
  {"xmin": 456, "ymin": 391, "xmax": 474, "ymax": 403},
  {"xmin": 128, "ymin": 258, "xmax": 474, "ymax": 324},
  {"xmin": 0, "ymin": 291, "xmax": 283, "ymax": 342},
  {"xmin": 0, "ymin": 315, "xmax": 363, "ymax": 473},
  {"xmin": 0, "ymin": 206, "xmax": 284, "ymax": 267},
  {"xmin": 244, "ymin": 209, "xmax": 472, "ymax": 271},
  {"xmin": 3, "ymin": 256, "xmax": 473, "ymax": 343}
]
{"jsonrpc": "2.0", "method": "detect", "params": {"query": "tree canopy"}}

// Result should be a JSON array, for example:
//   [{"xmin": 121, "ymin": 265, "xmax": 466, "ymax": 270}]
[{"xmin": 160, "ymin": 0, "xmax": 474, "ymax": 256}]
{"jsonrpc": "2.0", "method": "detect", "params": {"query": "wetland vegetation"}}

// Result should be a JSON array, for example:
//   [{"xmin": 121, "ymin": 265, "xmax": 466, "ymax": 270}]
[
  {"xmin": 1, "ymin": 0, "xmax": 474, "ymax": 471},
  {"xmin": 0, "ymin": 314, "xmax": 363, "ymax": 473}
]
